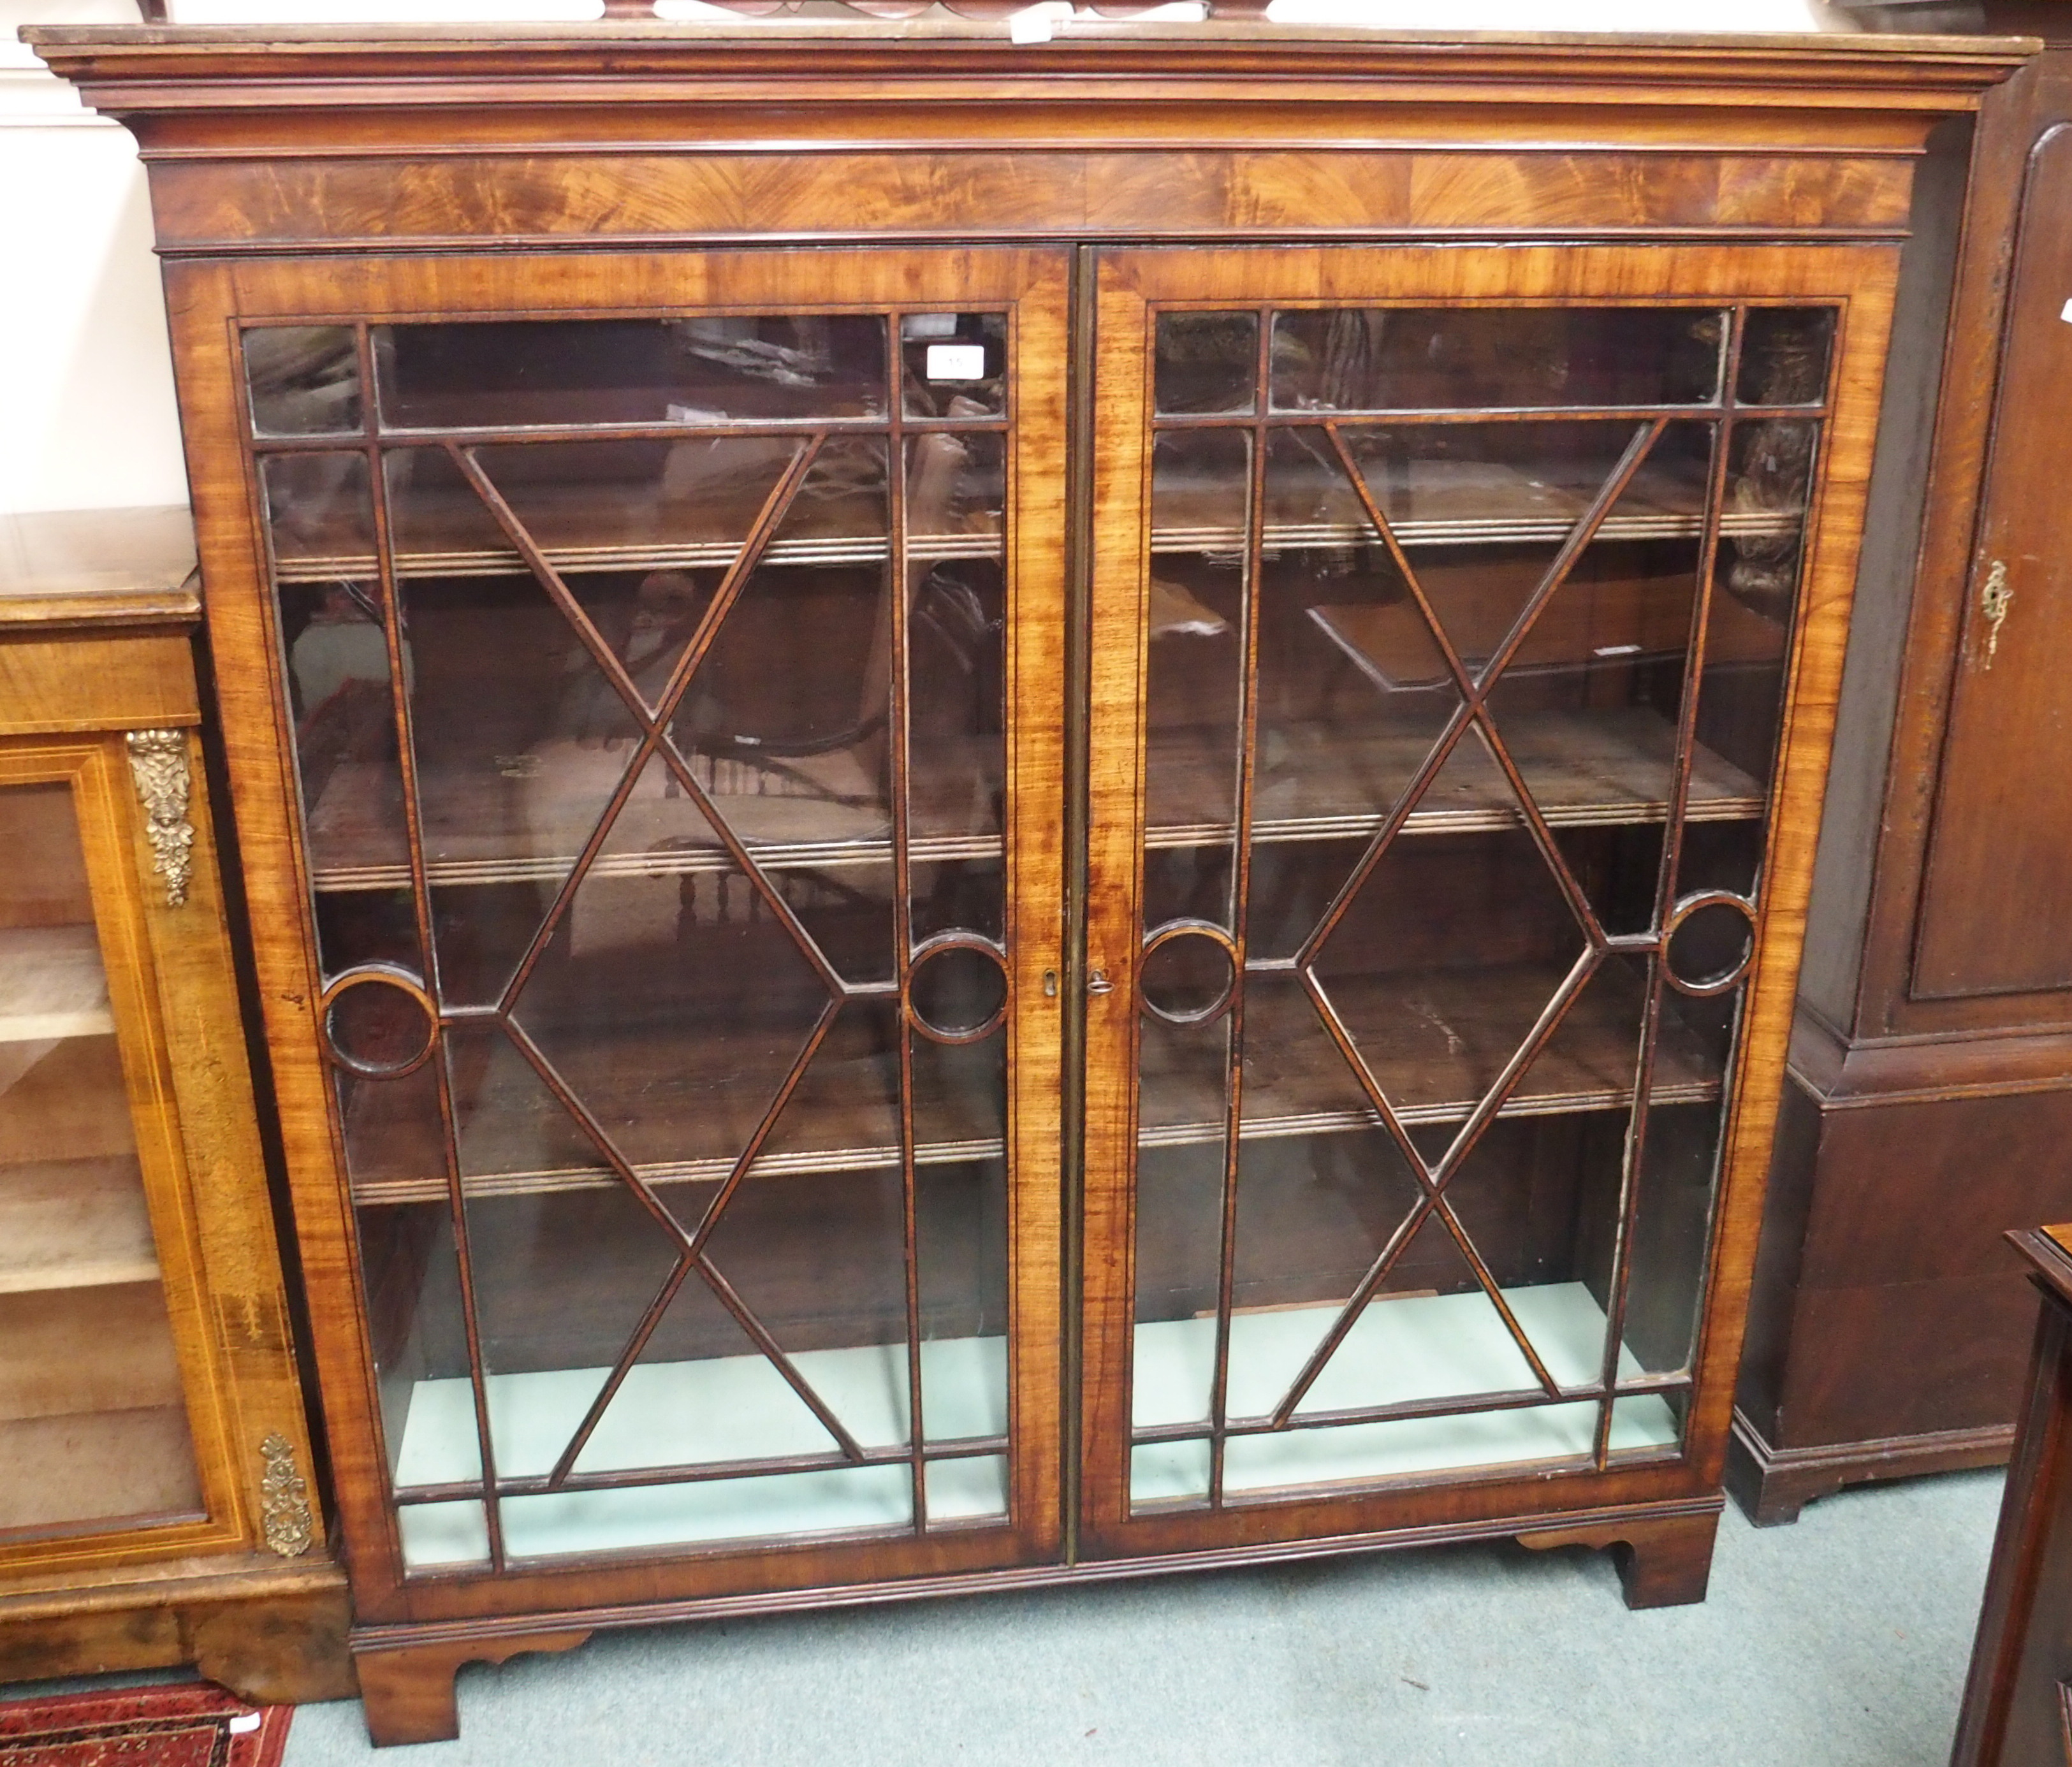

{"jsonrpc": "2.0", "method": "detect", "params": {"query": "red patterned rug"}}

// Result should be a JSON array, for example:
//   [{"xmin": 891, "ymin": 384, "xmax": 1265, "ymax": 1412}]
[{"xmin": 0, "ymin": 1684, "xmax": 290, "ymax": 1767}]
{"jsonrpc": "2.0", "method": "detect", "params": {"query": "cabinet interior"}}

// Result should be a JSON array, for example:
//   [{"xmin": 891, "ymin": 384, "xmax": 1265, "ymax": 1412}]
[
  {"xmin": 0, "ymin": 778, "xmax": 203, "ymax": 1538},
  {"xmin": 244, "ymin": 289, "xmax": 1827, "ymax": 1566}
]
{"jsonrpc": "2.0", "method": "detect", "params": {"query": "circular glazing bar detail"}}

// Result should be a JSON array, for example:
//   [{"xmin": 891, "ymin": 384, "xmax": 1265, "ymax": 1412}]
[
  {"xmin": 905, "ymin": 933, "xmax": 1009, "ymax": 1045},
  {"xmin": 1663, "ymin": 891, "xmax": 1757, "ymax": 998},
  {"xmin": 1139, "ymin": 919, "xmax": 1239, "ymax": 1026},
  {"xmin": 319, "ymin": 963, "xmax": 439, "ymax": 1078}
]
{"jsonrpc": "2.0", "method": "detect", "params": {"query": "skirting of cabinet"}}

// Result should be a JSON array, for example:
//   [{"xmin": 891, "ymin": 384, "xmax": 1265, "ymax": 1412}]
[
  {"xmin": 351, "ymin": 1494, "xmax": 1722, "ymax": 1745},
  {"xmin": 0, "ymin": 1556, "xmax": 356, "ymax": 1706},
  {"xmin": 1738, "ymin": 1062, "xmax": 2072, "ymax": 1522},
  {"xmin": 1725, "ymin": 1408, "xmax": 2013, "ymax": 1528}
]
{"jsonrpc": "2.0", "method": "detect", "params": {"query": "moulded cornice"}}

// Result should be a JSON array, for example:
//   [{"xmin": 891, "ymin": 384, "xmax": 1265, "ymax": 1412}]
[{"xmin": 21, "ymin": 20, "xmax": 2039, "ymax": 135}]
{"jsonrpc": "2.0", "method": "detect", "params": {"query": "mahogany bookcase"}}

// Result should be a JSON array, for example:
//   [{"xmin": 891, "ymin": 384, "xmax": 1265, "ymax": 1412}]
[{"xmin": 26, "ymin": 17, "xmax": 2029, "ymax": 1742}]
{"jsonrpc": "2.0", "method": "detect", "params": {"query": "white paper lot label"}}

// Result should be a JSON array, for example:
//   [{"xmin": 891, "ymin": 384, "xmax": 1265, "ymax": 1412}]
[{"xmin": 926, "ymin": 343, "xmax": 988, "ymax": 382}]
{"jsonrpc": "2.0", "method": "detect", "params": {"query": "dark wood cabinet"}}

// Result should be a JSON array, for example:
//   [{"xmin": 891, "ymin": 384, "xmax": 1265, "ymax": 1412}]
[
  {"xmin": 1732, "ymin": 18, "xmax": 2072, "ymax": 1526},
  {"xmin": 1951, "ymin": 1225, "xmax": 2072, "ymax": 1767},
  {"xmin": 26, "ymin": 17, "xmax": 2026, "ymax": 1745}
]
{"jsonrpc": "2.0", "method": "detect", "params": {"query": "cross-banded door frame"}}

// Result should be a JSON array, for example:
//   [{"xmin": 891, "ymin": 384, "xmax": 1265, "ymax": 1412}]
[
  {"xmin": 1078, "ymin": 242, "xmax": 1899, "ymax": 1560},
  {"xmin": 168, "ymin": 244, "xmax": 1072, "ymax": 1622}
]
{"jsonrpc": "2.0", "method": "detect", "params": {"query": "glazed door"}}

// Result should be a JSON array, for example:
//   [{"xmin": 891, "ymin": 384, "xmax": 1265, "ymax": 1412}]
[
  {"xmin": 212, "ymin": 248, "xmax": 1067, "ymax": 1605},
  {"xmin": 1080, "ymin": 245, "xmax": 1895, "ymax": 1555},
  {"xmin": 0, "ymin": 736, "xmax": 235, "ymax": 1564}
]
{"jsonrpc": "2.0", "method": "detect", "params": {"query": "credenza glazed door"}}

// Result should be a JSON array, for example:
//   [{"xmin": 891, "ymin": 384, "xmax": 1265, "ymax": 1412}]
[
  {"xmin": 201, "ymin": 248, "xmax": 1069, "ymax": 1610},
  {"xmin": 1078, "ymin": 244, "xmax": 1895, "ymax": 1557}
]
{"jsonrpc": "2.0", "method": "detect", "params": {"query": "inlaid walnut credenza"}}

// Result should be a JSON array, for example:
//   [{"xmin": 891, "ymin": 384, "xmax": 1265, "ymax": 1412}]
[{"xmin": 0, "ymin": 507, "xmax": 349, "ymax": 1702}]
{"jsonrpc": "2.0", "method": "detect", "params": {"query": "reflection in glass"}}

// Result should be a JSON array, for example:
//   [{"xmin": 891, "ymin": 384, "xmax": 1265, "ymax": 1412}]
[
  {"xmin": 0, "ymin": 782, "xmax": 203, "ymax": 1536},
  {"xmin": 1721, "ymin": 419, "xmax": 1818, "ymax": 622},
  {"xmin": 245, "ymin": 326, "xmax": 361, "ymax": 437},
  {"xmin": 1699, "ymin": 418, "xmax": 1818, "ymax": 797},
  {"xmin": 376, "ymin": 316, "xmax": 889, "ymax": 429},
  {"xmin": 1271, "ymin": 307, "xmax": 1726, "ymax": 411},
  {"xmin": 1154, "ymin": 310, "xmax": 1258, "ymax": 416},
  {"xmin": 1737, "ymin": 308, "xmax": 1837, "ymax": 407}
]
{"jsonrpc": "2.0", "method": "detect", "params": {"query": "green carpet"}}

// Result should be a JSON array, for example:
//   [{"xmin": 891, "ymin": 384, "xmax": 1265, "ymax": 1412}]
[{"xmin": 279, "ymin": 1469, "xmax": 2004, "ymax": 1764}]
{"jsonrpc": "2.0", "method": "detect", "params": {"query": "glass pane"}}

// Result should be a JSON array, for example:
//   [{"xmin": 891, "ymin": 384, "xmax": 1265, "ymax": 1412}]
[
  {"xmin": 363, "ymin": 1200, "xmax": 485, "ymax": 1514},
  {"xmin": 1310, "ymin": 825, "xmax": 1591, "ymax": 1116},
  {"xmin": 391, "ymin": 434, "xmax": 804, "ymax": 596},
  {"xmin": 0, "ymin": 781, "xmax": 202, "ymax": 1536},
  {"xmin": 500, "ymin": 1464, "xmax": 912, "ymax": 1560},
  {"xmin": 263, "ymin": 298, "xmax": 1026, "ymax": 1567},
  {"xmin": 375, "ymin": 316, "xmax": 889, "ymax": 430},
  {"xmin": 245, "ymin": 325, "xmax": 361, "ymax": 437},
  {"xmin": 1221, "ymin": 1405, "xmax": 1600, "ymax": 1492},
  {"xmin": 1736, "ymin": 308, "xmax": 1837, "ymax": 407},
  {"xmin": 926, "ymin": 1454, "xmax": 1008, "ymax": 1525},
  {"xmin": 668, "ymin": 437, "xmax": 896, "ymax": 884},
  {"xmin": 1155, "ymin": 310, "xmax": 1258, "ymax": 416},
  {"xmin": 1144, "ymin": 430, "xmax": 1247, "ymax": 862},
  {"xmin": 1129, "ymin": 300, "xmax": 1819, "ymax": 1509},
  {"xmin": 917, "ymin": 1154, "xmax": 1010, "ymax": 1447},
  {"xmin": 1132, "ymin": 1109, "xmax": 1228, "ymax": 1419},
  {"xmin": 1701, "ymin": 418, "xmax": 1817, "ymax": 797},
  {"xmin": 396, "ymin": 1499, "xmax": 492, "ymax": 1568},
  {"xmin": 1609, "ymin": 1392, "xmax": 1685, "ymax": 1460},
  {"xmin": 261, "ymin": 450, "xmax": 376, "ymax": 581},
  {"xmin": 907, "ymin": 435, "xmax": 1007, "ymax": 852},
  {"xmin": 1620, "ymin": 985, "xmax": 1740, "ymax": 1381},
  {"xmin": 901, "ymin": 312, "xmax": 1007, "ymax": 419},
  {"xmin": 1270, "ymin": 308, "xmax": 1726, "ymax": 411}
]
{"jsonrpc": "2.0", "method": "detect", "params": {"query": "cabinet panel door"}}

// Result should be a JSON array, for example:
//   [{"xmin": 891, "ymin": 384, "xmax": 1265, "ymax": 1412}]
[
  {"xmin": 1913, "ymin": 124, "xmax": 2072, "ymax": 1002},
  {"xmin": 186, "ymin": 247, "xmax": 1068, "ymax": 1613},
  {"xmin": 1080, "ymin": 244, "xmax": 1896, "ymax": 1555},
  {"xmin": 0, "ymin": 737, "xmax": 253, "ymax": 1572}
]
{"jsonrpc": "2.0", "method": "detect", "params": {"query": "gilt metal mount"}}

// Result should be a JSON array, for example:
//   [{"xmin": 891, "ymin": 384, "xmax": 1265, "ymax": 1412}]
[
  {"xmin": 124, "ymin": 729, "xmax": 194, "ymax": 908},
  {"xmin": 258, "ymin": 1433, "xmax": 314, "ymax": 1558}
]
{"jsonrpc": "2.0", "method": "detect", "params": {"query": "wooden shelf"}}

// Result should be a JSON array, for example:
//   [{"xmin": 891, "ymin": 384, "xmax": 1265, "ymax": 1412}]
[
  {"xmin": 1147, "ymin": 707, "xmax": 1765, "ymax": 848},
  {"xmin": 1153, "ymin": 452, "xmax": 1800, "ymax": 555},
  {"xmin": 271, "ymin": 479, "xmax": 1004, "ymax": 584},
  {"xmin": 306, "ymin": 737, "xmax": 1001, "ymax": 894},
  {"xmin": 351, "ymin": 956, "xmax": 1704, "ymax": 1207},
  {"xmin": 0, "ymin": 926, "xmax": 113, "ymax": 1044},
  {"xmin": 346, "ymin": 1012, "xmax": 1005, "ymax": 1207},
  {"xmin": 304, "ymin": 708, "xmax": 1754, "ymax": 894},
  {"xmin": 0, "ymin": 1406, "xmax": 203, "ymax": 1535},
  {"xmin": 1139, "ymin": 957, "xmax": 1718, "ymax": 1151},
  {"xmin": 0, "ymin": 1157, "xmax": 160, "ymax": 1295},
  {"xmin": 267, "ymin": 453, "xmax": 1798, "ymax": 586}
]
